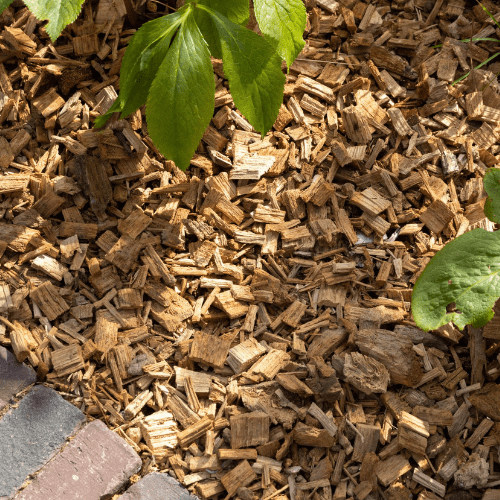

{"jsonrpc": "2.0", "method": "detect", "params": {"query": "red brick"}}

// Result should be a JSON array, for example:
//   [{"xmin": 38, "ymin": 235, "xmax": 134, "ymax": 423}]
[{"xmin": 15, "ymin": 420, "xmax": 141, "ymax": 500}]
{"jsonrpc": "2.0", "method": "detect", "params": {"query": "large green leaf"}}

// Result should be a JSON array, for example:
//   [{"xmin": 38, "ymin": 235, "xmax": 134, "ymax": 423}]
[
  {"xmin": 253, "ymin": 0, "xmax": 306, "ymax": 67},
  {"xmin": 24, "ymin": 0, "xmax": 85, "ymax": 41},
  {"xmin": 0, "ymin": 0, "xmax": 13, "ymax": 14},
  {"xmin": 484, "ymin": 168, "xmax": 500, "ymax": 224},
  {"xmin": 197, "ymin": 6, "xmax": 286, "ymax": 135},
  {"xmin": 146, "ymin": 12, "xmax": 215, "ymax": 171},
  {"xmin": 94, "ymin": 11, "xmax": 185, "ymax": 128},
  {"xmin": 411, "ymin": 228, "xmax": 500, "ymax": 331}
]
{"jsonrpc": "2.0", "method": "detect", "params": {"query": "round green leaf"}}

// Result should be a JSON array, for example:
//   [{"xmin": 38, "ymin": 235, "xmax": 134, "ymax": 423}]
[{"xmin": 411, "ymin": 228, "xmax": 500, "ymax": 331}]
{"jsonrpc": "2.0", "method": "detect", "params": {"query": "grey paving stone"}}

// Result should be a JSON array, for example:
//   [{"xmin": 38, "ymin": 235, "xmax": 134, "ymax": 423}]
[
  {"xmin": 117, "ymin": 472, "xmax": 199, "ymax": 500},
  {"xmin": 0, "ymin": 385, "xmax": 85, "ymax": 500},
  {"xmin": 15, "ymin": 419, "xmax": 142, "ymax": 500},
  {"xmin": 0, "ymin": 346, "xmax": 36, "ymax": 403}
]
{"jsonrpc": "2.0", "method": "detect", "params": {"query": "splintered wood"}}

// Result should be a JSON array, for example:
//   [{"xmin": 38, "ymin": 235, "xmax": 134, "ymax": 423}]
[{"xmin": 2, "ymin": 0, "xmax": 500, "ymax": 499}]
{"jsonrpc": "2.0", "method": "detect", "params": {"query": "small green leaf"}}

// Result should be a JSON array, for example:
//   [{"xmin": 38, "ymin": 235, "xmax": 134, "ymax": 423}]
[
  {"xmin": 24, "ymin": 0, "xmax": 85, "ymax": 41},
  {"xmin": 146, "ymin": 12, "xmax": 215, "ymax": 171},
  {"xmin": 0, "ymin": 0, "xmax": 13, "ymax": 15},
  {"xmin": 197, "ymin": 6, "xmax": 286, "ymax": 135},
  {"xmin": 253, "ymin": 0, "xmax": 306, "ymax": 68},
  {"xmin": 411, "ymin": 228, "xmax": 500, "ymax": 331},
  {"xmin": 484, "ymin": 168, "xmax": 500, "ymax": 223}
]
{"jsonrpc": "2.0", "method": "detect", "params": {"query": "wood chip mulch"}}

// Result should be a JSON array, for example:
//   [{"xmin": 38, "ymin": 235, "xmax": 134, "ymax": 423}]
[{"xmin": 1, "ymin": 0, "xmax": 500, "ymax": 499}]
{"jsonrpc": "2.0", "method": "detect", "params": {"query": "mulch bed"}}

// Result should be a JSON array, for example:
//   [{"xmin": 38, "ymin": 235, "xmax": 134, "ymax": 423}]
[{"xmin": 1, "ymin": 0, "xmax": 500, "ymax": 499}]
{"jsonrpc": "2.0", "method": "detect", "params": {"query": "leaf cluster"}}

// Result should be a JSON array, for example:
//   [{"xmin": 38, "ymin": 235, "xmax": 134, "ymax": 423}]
[
  {"xmin": 0, "ymin": 0, "xmax": 306, "ymax": 171},
  {"xmin": 95, "ymin": 0, "xmax": 306, "ymax": 170}
]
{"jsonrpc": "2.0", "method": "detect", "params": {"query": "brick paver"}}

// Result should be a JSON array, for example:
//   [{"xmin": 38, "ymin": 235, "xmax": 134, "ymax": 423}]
[
  {"xmin": 0, "ymin": 353, "xmax": 191, "ymax": 500},
  {"xmin": 0, "ymin": 385, "xmax": 86, "ymax": 499},
  {"xmin": 117, "ymin": 472, "xmax": 199, "ymax": 500},
  {"xmin": 0, "ymin": 346, "xmax": 36, "ymax": 404},
  {"xmin": 14, "ymin": 419, "xmax": 142, "ymax": 500}
]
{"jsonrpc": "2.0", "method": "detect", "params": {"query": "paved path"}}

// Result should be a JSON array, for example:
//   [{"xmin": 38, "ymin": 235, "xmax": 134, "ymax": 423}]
[{"xmin": 0, "ymin": 347, "xmax": 196, "ymax": 500}]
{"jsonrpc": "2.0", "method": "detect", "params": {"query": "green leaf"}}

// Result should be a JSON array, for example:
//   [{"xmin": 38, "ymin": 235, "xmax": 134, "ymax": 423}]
[
  {"xmin": 411, "ymin": 228, "xmax": 500, "ymax": 331},
  {"xmin": 193, "ymin": 0, "xmax": 250, "ymax": 58},
  {"xmin": 253, "ymin": 0, "xmax": 306, "ymax": 67},
  {"xmin": 146, "ymin": 12, "xmax": 215, "ymax": 171},
  {"xmin": 23, "ymin": 0, "xmax": 85, "ymax": 41},
  {"xmin": 94, "ymin": 10, "xmax": 186, "ymax": 129},
  {"xmin": 118, "ymin": 11, "xmax": 185, "ymax": 118},
  {"xmin": 197, "ymin": 6, "xmax": 286, "ymax": 135},
  {"xmin": 194, "ymin": 0, "xmax": 250, "ymax": 25},
  {"xmin": 0, "ymin": 0, "xmax": 13, "ymax": 15},
  {"xmin": 484, "ymin": 168, "xmax": 500, "ymax": 223}
]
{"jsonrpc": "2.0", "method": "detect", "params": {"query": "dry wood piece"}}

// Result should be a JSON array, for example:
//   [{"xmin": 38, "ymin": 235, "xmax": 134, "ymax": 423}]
[
  {"xmin": 221, "ymin": 460, "xmax": 257, "ymax": 497},
  {"xmin": 227, "ymin": 338, "xmax": 267, "ymax": 374},
  {"xmin": 231, "ymin": 412, "xmax": 269, "ymax": 449},
  {"xmin": 419, "ymin": 200, "xmax": 455, "ymax": 234},
  {"xmin": 30, "ymin": 281, "xmax": 70, "ymax": 321},
  {"xmin": 189, "ymin": 331, "xmax": 232, "ymax": 369},
  {"xmin": 344, "ymin": 352, "xmax": 390, "ymax": 394},
  {"xmin": 139, "ymin": 411, "xmax": 179, "ymax": 454},
  {"xmin": 350, "ymin": 187, "xmax": 391, "ymax": 217},
  {"xmin": 294, "ymin": 421, "xmax": 335, "ymax": 447},
  {"xmin": 51, "ymin": 344, "xmax": 85, "ymax": 377},
  {"xmin": 354, "ymin": 329, "xmax": 423, "ymax": 386},
  {"xmin": 352, "ymin": 424, "xmax": 380, "ymax": 462}
]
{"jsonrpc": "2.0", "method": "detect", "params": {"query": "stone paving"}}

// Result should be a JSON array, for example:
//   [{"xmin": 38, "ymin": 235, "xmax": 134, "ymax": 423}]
[{"xmin": 0, "ymin": 347, "xmax": 196, "ymax": 500}]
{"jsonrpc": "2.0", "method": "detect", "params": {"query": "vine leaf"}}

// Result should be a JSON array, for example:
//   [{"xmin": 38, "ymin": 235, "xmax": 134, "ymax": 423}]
[
  {"xmin": 483, "ymin": 168, "xmax": 500, "ymax": 224},
  {"xmin": 411, "ymin": 228, "xmax": 500, "ymax": 331},
  {"xmin": 146, "ymin": 12, "xmax": 215, "ymax": 171},
  {"xmin": 23, "ymin": 0, "xmax": 85, "ymax": 41},
  {"xmin": 253, "ymin": 0, "xmax": 306, "ymax": 68}
]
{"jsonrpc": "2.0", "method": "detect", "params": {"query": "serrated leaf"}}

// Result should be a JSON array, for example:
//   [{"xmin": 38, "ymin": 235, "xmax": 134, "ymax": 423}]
[
  {"xmin": 146, "ymin": 12, "xmax": 215, "ymax": 171},
  {"xmin": 411, "ymin": 228, "xmax": 500, "ymax": 331},
  {"xmin": 24, "ymin": 0, "xmax": 85, "ymax": 41},
  {"xmin": 197, "ymin": 6, "xmax": 286, "ymax": 135},
  {"xmin": 484, "ymin": 168, "xmax": 500, "ymax": 223},
  {"xmin": 253, "ymin": 0, "xmax": 306, "ymax": 67},
  {"xmin": 0, "ymin": 0, "xmax": 13, "ymax": 15}
]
